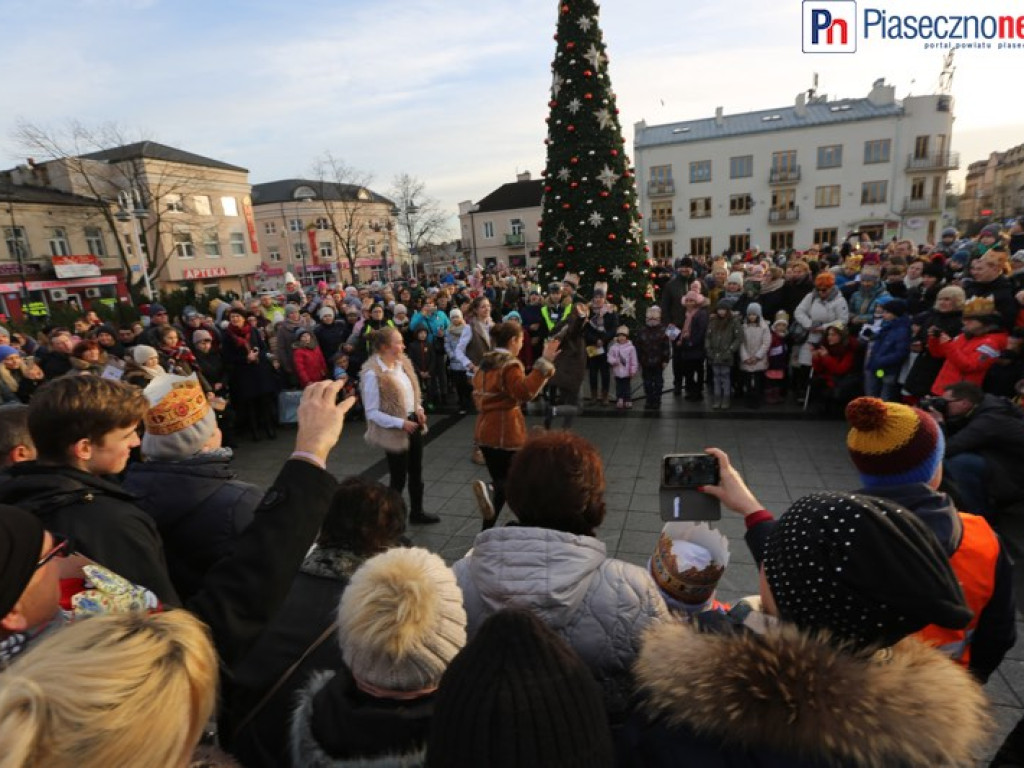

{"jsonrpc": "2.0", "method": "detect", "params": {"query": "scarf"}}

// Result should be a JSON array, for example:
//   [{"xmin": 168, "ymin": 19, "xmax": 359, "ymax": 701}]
[
  {"xmin": 682, "ymin": 307, "xmax": 698, "ymax": 339},
  {"xmin": 225, "ymin": 322, "xmax": 252, "ymax": 350}
]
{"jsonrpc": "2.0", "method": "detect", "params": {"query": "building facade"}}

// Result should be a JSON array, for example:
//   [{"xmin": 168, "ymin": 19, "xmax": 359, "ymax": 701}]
[
  {"xmin": 459, "ymin": 172, "xmax": 542, "ymax": 269},
  {"xmin": 634, "ymin": 79, "xmax": 958, "ymax": 259},
  {"xmin": 1, "ymin": 176, "xmax": 131, "ymax": 322},
  {"xmin": 958, "ymin": 143, "xmax": 1024, "ymax": 233},
  {"xmin": 251, "ymin": 179, "xmax": 398, "ymax": 289}
]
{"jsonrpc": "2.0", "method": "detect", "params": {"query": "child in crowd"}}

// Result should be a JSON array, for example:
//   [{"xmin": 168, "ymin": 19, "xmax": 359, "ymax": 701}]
[
  {"xmin": 739, "ymin": 302, "xmax": 770, "ymax": 408},
  {"xmin": 765, "ymin": 311, "xmax": 790, "ymax": 404},
  {"xmin": 607, "ymin": 325, "xmax": 639, "ymax": 409},
  {"xmin": 705, "ymin": 298, "xmax": 741, "ymax": 410},
  {"xmin": 292, "ymin": 329, "xmax": 327, "ymax": 388},
  {"xmin": 636, "ymin": 306, "xmax": 671, "ymax": 410},
  {"xmin": 406, "ymin": 326, "xmax": 435, "ymax": 408}
]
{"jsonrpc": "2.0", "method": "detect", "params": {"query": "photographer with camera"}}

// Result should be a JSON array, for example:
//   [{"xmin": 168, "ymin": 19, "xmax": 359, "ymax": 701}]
[
  {"xmin": 926, "ymin": 296, "xmax": 1008, "ymax": 395},
  {"xmin": 925, "ymin": 381, "xmax": 1024, "ymax": 522}
]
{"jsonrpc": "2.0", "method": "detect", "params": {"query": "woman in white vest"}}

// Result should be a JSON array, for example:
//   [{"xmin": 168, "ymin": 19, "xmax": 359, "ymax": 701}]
[{"xmin": 360, "ymin": 327, "xmax": 439, "ymax": 524}]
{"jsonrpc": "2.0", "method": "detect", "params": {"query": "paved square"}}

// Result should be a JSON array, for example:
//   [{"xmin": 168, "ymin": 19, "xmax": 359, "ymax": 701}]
[{"xmin": 232, "ymin": 411, "xmax": 1022, "ymax": 763}]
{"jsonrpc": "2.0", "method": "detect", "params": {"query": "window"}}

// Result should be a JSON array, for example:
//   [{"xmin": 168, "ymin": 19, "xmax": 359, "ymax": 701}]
[
  {"xmin": 293, "ymin": 241, "xmax": 308, "ymax": 260},
  {"xmin": 864, "ymin": 139, "xmax": 891, "ymax": 164},
  {"xmin": 729, "ymin": 194, "xmax": 752, "ymax": 215},
  {"xmin": 650, "ymin": 165, "xmax": 672, "ymax": 184},
  {"xmin": 84, "ymin": 226, "xmax": 106, "ymax": 258},
  {"xmin": 268, "ymin": 249, "xmax": 282, "ymax": 262},
  {"xmin": 817, "ymin": 145, "xmax": 843, "ymax": 169},
  {"xmin": 173, "ymin": 229, "xmax": 196, "ymax": 258},
  {"xmin": 202, "ymin": 230, "xmax": 221, "ymax": 258},
  {"xmin": 689, "ymin": 160, "xmax": 711, "ymax": 183},
  {"xmin": 651, "ymin": 202, "xmax": 672, "ymax": 221},
  {"xmin": 730, "ymin": 155, "xmax": 753, "ymax": 179},
  {"xmin": 690, "ymin": 237, "xmax": 712, "ymax": 257},
  {"xmin": 229, "ymin": 232, "xmax": 246, "ymax": 256},
  {"xmin": 368, "ymin": 240, "xmax": 377, "ymax": 255},
  {"xmin": 315, "ymin": 217, "xmax": 331, "ymax": 231},
  {"xmin": 510, "ymin": 218, "xmax": 524, "ymax": 236},
  {"xmin": 319, "ymin": 241, "xmax": 334, "ymax": 260},
  {"xmin": 264, "ymin": 221, "xmax": 278, "ymax": 235},
  {"xmin": 221, "ymin": 197, "xmax": 239, "ymax": 217},
  {"xmin": 289, "ymin": 218, "xmax": 304, "ymax": 232},
  {"xmin": 814, "ymin": 185, "xmax": 841, "ymax": 208},
  {"xmin": 770, "ymin": 231, "xmax": 794, "ymax": 251},
  {"xmin": 861, "ymin": 181, "xmax": 888, "ymax": 204},
  {"xmin": 483, "ymin": 221, "xmax": 495, "ymax": 239},
  {"xmin": 914, "ymin": 135, "xmax": 930, "ymax": 159},
  {"xmin": 48, "ymin": 228, "xmax": 71, "ymax": 256},
  {"xmin": 910, "ymin": 177, "xmax": 926, "ymax": 200},
  {"xmin": 122, "ymin": 233, "xmax": 134, "ymax": 257},
  {"xmin": 770, "ymin": 151, "xmax": 798, "ymax": 182},
  {"xmin": 193, "ymin": 195, "xmax": 212, "ymax": 216},
  {"xmin": 689, "ymin": 197, "xmax": 712, "ymax": 219},
  {"xmin": 165, "ymin": 194, "xmax": 185, "ymax": 213},
  {"xmin": 772, "ymin": 189, "xmax": 796, "ymax": 211},
  {"xmin": 3, "ymin": 226, "xmax": 30, "ymax": 260},
  {"xmin": 652, "ymin": 240, "xmax": 673, "ymax": 260},
  {"xmin": 813, "ymin": 228, "xmax": 838, "ymax": 248},
  {"xmin": 729, "ymin": 234, "xmax": 750, "ymax": 253}
]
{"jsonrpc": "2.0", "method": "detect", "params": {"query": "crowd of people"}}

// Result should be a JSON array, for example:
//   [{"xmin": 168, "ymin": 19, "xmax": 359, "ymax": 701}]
[{"xmin": 1, "ymin": 220, "xmax": 1024, "ymax": 766}]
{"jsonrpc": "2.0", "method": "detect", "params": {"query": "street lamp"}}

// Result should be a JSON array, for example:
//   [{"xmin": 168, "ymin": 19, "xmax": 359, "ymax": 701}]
[{"xmin": 115, "ymin": 188, "xmax": 153, "ymax": 300}]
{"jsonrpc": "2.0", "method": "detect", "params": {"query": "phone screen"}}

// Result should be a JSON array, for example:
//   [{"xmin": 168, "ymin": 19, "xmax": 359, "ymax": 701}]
[{"xmin": 662, "ymin": 454, "xmax": 720, "ymax": 489}]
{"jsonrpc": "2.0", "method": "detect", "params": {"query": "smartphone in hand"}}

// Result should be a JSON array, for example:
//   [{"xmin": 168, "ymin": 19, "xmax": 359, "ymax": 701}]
[{"xmin": 659, "ymin": 453, "xmax": 721, "ymax": 521}]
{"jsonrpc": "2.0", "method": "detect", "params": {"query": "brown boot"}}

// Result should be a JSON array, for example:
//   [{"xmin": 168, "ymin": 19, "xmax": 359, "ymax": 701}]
[
  {"xmin": 600, "ymin": 391, "xmax": 609, "ymax": 406},
  {"xmin": 472, "ymin": 447, "xmax": 486, "ymax": 465}
]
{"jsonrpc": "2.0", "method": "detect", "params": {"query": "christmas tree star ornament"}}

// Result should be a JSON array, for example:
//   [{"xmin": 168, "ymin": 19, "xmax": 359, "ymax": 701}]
[
  {"xmin": 620, "ymin": 298, "xmax": 637, "ymax": 317},
  {"xmin": 577, "ymin": 15, "xmax": 593, "ymax": 31},
  {"xmin": 557, "ymin": 166, "xmax": 572, "ymax": 181},
  {"xmin": 588, "ymin": 211, "xmax": 604, "ymax": 227},
  {"xmin": 594, "ymin": 108, "xmax": 614, "ymax": 130},
  {"xmin": 567, "ymin": 97, "xmax": 582, "ymax": 114},
  {"xmin": 551, "ymin": 72, "xmax": 564, "ymax": 98},
  {"xmin": 610, "ymin": 266, "xmax": 625, "ymax": 281},
  {"xmin": 584, "ymin": 44, "xmax": 604, "ymax": 70},
  {"xmin": 597, "ymin": 165, "xmax": 619, "ymax": 189}
]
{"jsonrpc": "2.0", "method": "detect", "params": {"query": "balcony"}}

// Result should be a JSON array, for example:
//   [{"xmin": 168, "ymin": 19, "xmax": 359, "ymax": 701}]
[
  {"xmin": 901, "ymin": 197, "xmax": 942, "ymax": 215},
  {"xmin": 503, "ymin": 233, "xmax": 525, "ymax": 247},
  {"xmin": 648, "ymin": 218, "xmax": 676, "ymax": 234},
  {"xmin": 647, "ymin": 180, "xmax": 675, "ymax": 197},
  {"xmin": 768, "ymin": 206, "xmax": 800, "ymax": 224},
  {"xmin": 906, "ymin": 152, "xmax": 960, "ymax": 172},
  {"xmin": 769, "ymin": 166, "xmax": 801, "ymax": 184}
]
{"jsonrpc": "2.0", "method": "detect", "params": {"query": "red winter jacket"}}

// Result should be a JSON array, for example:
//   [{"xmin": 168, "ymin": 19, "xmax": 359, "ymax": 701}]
[
  {"xmin": 293, "ymin": 346, "xmax": 328, "ymax": 388},
  {"xmin": 928, "ymin": 329, "xmax": 1008, "ymax": 394},
  {"xmin": 811, "ymin": 340, "xmax": 857, "ymax": 388}
]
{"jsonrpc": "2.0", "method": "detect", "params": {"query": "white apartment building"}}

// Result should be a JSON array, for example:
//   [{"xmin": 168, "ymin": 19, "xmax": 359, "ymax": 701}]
[
  {"xmin": 459, "ymin": 172, "xmax": 542, "ymax": 269},
  {"xmin": 634, "ymin": 79, "xmax": 958, "ymax": 259}
]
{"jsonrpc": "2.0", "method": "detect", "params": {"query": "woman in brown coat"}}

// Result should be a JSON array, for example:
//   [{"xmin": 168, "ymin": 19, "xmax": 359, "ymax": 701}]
[{"xmin": 472, "ymin": 322, "xmax": 560, "ymax": 529}]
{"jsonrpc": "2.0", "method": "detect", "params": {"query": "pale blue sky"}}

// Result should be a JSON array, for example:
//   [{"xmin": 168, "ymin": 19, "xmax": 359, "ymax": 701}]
[{"xmin": 1, "ymin": 0, "xmax": 1021, "ymax": 224}]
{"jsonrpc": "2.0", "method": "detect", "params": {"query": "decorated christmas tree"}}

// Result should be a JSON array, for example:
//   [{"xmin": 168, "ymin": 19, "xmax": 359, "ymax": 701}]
[{"xmin": 537, "ymin": 0, "xmax": 649, "ymax": 320}]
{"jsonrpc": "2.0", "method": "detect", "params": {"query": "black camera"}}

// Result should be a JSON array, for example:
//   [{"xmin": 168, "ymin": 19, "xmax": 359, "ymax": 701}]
[{"xmin": 919, "ymin": 396, "xmax": 948, "ymax": 416}]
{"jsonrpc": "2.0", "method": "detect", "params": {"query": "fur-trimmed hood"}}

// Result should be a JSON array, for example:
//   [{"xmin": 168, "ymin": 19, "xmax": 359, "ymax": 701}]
[
  {"xmin": 634, "ymin": 619, "xmax": 990, "ymax": 767},
  {"xmin": 478, "ymin": 349, "xmax": 521, "ymax": 372}
]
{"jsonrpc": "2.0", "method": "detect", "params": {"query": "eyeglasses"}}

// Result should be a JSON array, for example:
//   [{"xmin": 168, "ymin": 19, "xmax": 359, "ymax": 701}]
[{"xmin": 37, "ymin": 534, "xmax": 72, "ymax": 569}]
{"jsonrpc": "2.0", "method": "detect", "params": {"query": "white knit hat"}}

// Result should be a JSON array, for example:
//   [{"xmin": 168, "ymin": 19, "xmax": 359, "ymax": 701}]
[
  {"xmin": 338, "ymin": 547, "xmax": 466, "ymax": 692},
  {"xmin": 132, "ymin": 345, "xmax": 158, "ymax": 366},
  {"xmin": 141, "ymin": 374, "xmax": 217, "ymax": 461}
]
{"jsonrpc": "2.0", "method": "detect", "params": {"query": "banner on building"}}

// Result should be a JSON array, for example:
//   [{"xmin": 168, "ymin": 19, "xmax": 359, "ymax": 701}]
[
  {"xmin": 183, "ymin": 267, "xmax": 229, "ymax": 280},
  {"xmin": 242, "ymin": 196, "xmax": 260, "ymax": 255},
  {"xmin": 52, "ymin": 255, "xmax": 102, "ymax": 278}
]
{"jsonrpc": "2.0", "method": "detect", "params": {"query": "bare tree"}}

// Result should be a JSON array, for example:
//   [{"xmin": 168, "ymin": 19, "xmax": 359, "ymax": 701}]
[
  {"xmin": 389, "ymin": 173, "xmax": 454, "ymax": 275},
  {"xmin": 310, "ymin": 152, "xmax": 382, "ymax": 285},
  {"xmin": 15, "ymin": 119, "xmax": 215, "ymax": 296}
]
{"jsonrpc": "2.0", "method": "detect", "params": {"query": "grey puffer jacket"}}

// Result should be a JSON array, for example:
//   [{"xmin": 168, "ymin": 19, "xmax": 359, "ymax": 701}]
[{"xmin": 452, "ymin": 526, "xmax": 668, "ymax": 716}]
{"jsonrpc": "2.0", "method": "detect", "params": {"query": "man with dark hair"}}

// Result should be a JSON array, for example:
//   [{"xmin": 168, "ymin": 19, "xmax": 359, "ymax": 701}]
[
  {"xmin": 38, "ymin": 329, "xmax": 74, "ymax": 379},
  {"xmin": 925, "ymin": 381, "xmax": 1024, "ymax": 521},
  {"xmin": 0, "ymin": 405, "xmax": 35, "ymax": 472}
]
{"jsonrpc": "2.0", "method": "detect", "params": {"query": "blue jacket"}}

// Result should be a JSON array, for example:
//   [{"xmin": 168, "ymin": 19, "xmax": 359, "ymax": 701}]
[{"xmin": 865, "ymin": 315, "xmax": 911, "ymax": 374}]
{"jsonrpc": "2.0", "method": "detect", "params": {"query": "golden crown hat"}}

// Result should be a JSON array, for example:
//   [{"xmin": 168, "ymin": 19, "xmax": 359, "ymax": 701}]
[
  {"xmin": 963, "ymin": 295, "xmax": 999, "ymax": 320},
  {"xmin": 142, "ymin": 374, "xmax": 209, "ymax": 436}
]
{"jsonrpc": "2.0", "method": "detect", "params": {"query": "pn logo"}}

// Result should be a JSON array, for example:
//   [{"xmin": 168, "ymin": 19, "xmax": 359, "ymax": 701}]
[{"xmin": 802, "ymin": 1, "xmax": 857, "ymax": 53}]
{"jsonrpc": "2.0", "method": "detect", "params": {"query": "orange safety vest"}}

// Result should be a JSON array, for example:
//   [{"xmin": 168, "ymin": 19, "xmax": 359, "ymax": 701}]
[{"xmin": 916, "ymin": 512, "xmax": 999, "ymax": 667}]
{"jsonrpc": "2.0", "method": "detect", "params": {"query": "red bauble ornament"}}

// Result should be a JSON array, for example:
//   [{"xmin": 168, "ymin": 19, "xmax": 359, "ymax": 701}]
[
  {"xmin": 637, "ymin": 212, "xmax": 643, "ymax": 219},
  {"xmin": 607, "ymin": 293, "xmax": 614, "ymax": 300},
  {"xmin": 567, "ymin": 245, "xmax": 575, "ymax": 253},
  {"xmin": 583, "ymin": 69, "xmax": 593, "ymax": 77},
  {"xmin": 557, "ymin": 262, "xmax": 565, "ymax": 269},
  {"xmin": 567, "ymin": 124, "xmax": 576, "ymax": 132},
  {"xmin": 615, "ymin": 108, "xmax": 620, "ymax": 114},
  {"xmin": 569, "ymin": 182, "xmax": 579, "ymax": 189},
  {"xmin": 544, "ymin": 185, "xmax": 552, "ymax": 192},
  {"xmin": 622, "ymin": 203, "xmax": 631, "ymax": 210},
  {"xmin": 610, "ymin": 149, "xmax": 619, "ymax": 157},
  {"xmin": 538, "ymin": 242, "xmax": 545, "ymax": 250},
  {"xmin": 566, "ymin": 42, "xmax": 575, "ymax": 50},
  {"xmin": 644, "ymin": 246, "xmax": 651, "ymax": 253},
  {"xmin": 549, "ymin": 100, "xmax": 558, "ymax": 108},
  {"xmin": 562, "ymin": 203, "xmax": 572, "ymax": 210},
  {"xmin": 570, "ymin": 156, "xmax": 579, "ymax": 165},
  {"xmin": 599, "ymin": 191, "xmax": 610, "ymax": 198},
  {"xmin": 598, "ymin": 267, "xmax": 606, "ymax": 275},
  {"xmin": 629, "ymin": 261, "xmax": 637, "ymax": 269},
  {"xmin": 560, "ymin": 4, "xmax": 569, "ymax": 13},
  {"xmin": 583, "ymin": 92, "xmax": 593, "ymax": 100},
  {"xmin": 607, "ymin": 233, "xmax": 617, "ymax": 241}
]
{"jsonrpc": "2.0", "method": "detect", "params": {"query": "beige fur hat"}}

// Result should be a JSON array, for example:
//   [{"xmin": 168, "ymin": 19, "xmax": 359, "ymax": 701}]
[{"xmin": 337, "ymin": 547, "xmax": 466, "ymax": 692}]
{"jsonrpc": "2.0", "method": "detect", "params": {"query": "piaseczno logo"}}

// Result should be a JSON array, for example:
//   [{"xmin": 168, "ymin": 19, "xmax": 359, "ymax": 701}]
[{"xmin": 803, "ymin": 1, "xmax": 858, "ymax": 53}]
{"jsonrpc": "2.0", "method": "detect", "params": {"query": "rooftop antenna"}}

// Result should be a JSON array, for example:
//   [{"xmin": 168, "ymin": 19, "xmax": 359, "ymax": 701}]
[
  {"xmin": 939, "ymin": 49, "xmax": 956, "ymax": 95},
  {"xmin": 807, "ymin": 72, "xmax": 818, "ymax": 101}
]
